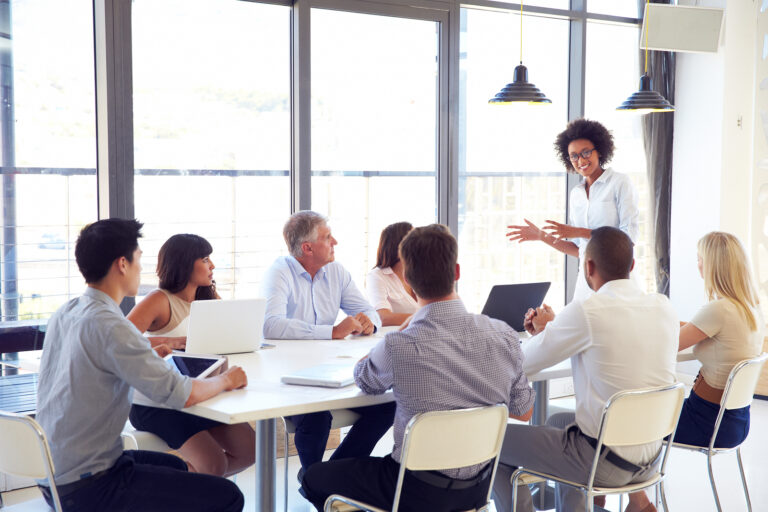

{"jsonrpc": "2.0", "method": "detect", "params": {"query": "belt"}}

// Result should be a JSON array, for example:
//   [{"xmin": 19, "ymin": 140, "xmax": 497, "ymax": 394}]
[
  {"xmin": 580, "ymin": 433, "xmax": 643, "ymax": 473},
  {"xmin": 692, "ymin": 372, "xmax": 724, "ymax": 405},
  {"xmin": 409, "ymin": 463, "xmax": 492, "ymax": 490}
]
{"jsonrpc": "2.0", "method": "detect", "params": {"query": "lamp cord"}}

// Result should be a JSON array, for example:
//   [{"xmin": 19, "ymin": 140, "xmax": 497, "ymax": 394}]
[
  {"xmin": 520, "ymin": 0, "xmax": 523, "ymax": 65},
  {"xmin": 644, "ymin": 0, "xmax": 649, "ymax": 74}
]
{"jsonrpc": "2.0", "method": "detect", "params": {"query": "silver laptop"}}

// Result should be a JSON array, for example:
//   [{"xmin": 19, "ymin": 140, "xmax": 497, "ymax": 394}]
[
  {"xmin": 281, "ymin": 363, "xmax": 355, "ymax": 388},
  {"xmin": 185, "ymin": 298, "xmax": 266, "ymax": 355}
]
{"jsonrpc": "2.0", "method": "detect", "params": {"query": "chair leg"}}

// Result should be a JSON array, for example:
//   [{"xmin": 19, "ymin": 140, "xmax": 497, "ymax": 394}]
[
  {"xmin": 511, "ymin": 473, "xmax": 519, "ymax": 512},
  {"xmin": 283, "ymin": 420, "xmax": 289, "ymax": 512},
  {"xmin": 659, "ymin": 481, "xmax": 670, "ymax": 512},
  {"xmin": 736, "ymin": 447, "xmax": 753, "ymax": 512},
  {"xmin": 586, "ymin": 490, "xmax": 593, "ymax": 512},
  {"xmin": 707, "ymin": 451, "xmax": 723, "ymax": 512},
  {"xmin": 619, "ymin": 493, "xmax": 623, "ymax": 510}
]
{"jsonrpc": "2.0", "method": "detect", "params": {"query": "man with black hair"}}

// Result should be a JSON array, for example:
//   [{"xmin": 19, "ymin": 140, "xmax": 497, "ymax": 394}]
[
  {"xmin": 301, "ymin": 224, "xmax": 535, "ymax": 512},
  {"xmin": 36, "ymin": 218, "xmax": 247, "ymax": 512},
  {"xmin": 492, "ymin": 227, "xmax": 678, "ymax": 512}
]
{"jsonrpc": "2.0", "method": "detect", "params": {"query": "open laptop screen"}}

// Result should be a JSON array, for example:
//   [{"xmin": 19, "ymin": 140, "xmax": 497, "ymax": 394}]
[{"xmin": 480, "ymin": 282, "xmax": 551, "ymax": 332}]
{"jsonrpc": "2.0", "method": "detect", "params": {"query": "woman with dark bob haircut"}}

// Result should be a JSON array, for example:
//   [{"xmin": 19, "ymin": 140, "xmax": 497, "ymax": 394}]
[
  {"xmin": 366, "ymin": 222, "xmax": 418, "ymax": 326},
  {"xmin": 126, "ymin": 234, "xmax": 255, "ymax": 477},
  {"xmin": 507, "ymin": 119, "xmax": 639, "ymax": 300}
]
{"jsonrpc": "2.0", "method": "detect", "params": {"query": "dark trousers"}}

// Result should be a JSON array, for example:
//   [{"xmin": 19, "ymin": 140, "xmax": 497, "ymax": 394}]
[
  {"xmin": 301, "ymin": 454, "xmax": 491, "ymax": 512},
  {"xmin": 673, "ymin": 390, "xmax": 751, "ymax": 448},
  {"xmin": 288, "ymin": 402, "xmax": 396, "ymax": 470},
  {"xmin": 39, "ymin": 450, "xmax": 244, "ymax": 512}
]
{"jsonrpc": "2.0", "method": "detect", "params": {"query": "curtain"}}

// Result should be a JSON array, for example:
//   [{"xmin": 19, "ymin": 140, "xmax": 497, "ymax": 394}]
[{"xmin": 641, "ymin": 0, "xmax": 675, "ymax": 296}]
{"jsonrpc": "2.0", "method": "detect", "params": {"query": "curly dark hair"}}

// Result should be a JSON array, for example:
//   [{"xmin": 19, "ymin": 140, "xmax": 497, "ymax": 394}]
[{"xmin": 554, "ymin": 118, "xmax": 615, "ymax": 172}]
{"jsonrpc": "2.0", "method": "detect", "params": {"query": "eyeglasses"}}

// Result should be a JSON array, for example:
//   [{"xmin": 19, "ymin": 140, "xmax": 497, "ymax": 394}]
[{"xmin": 568, "ymin": 148, "xmax": 595, "ymax": 162}]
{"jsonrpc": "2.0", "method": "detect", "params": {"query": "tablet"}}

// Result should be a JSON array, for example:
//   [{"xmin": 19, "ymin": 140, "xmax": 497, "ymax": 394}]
[{"xmin": 164, "ymin": 353, "xmax": 226, "ymax": 378}]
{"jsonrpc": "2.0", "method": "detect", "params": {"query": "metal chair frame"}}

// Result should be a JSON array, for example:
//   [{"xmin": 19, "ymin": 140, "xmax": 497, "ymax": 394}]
[
  {"xmin": 672, "ymin": 353, "xmax": 768, "ymax": 512},
  {"xmin": 510, "ymin": 382, "xmax": 686, "ymax": 512},
  {"xmin": 0, "ymin": 410, "xmax": 62, "ymax": 511}
]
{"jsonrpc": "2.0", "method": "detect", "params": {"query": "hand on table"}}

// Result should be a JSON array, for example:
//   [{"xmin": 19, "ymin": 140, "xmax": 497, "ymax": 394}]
[
  {"xmin": 165, "ymin": 336, "xmax": 186, "ymax": 350},
  {"xmin": 354, "ymin": 313, "xmax": 375, "ymax": 335},
  {"xmin": 332, "ymin": 316, "xmax": 364, "ymax": 339},
  {"xmin": 153, "ymin": 344, "xmax": 172, "ymax": 358},
  {"xmin": 222, "ymin": 366, "xmax": 247, "ymax": 390},
  {"xmin": 506, "ymin": 219, "xmax": 544, "ymax": 243}
]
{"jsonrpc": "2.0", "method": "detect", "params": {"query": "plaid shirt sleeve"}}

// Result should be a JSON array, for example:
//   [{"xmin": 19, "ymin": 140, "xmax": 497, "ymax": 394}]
[{"xmin": 353, "ymin": 336, "xmax": 394, "ymax": 395}]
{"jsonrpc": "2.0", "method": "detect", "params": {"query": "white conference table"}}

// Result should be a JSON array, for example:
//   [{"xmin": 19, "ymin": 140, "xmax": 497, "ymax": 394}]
[{"xmin": 183, "ymin": 330, "xmax": 574, "ymax": 512}]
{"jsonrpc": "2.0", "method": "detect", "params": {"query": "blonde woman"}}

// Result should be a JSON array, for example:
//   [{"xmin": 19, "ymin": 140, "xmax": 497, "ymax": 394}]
[{"xmin": 674, "ymin": 231, "xmax": 764, "ymax": 447}]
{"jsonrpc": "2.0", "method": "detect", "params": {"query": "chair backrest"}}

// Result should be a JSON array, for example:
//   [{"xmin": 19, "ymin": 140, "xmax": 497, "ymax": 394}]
[
  {"xmin": 0, "ymin": 410, "xmax": 62, "ymax": 510},
  {"xmin": 392, "ymin": 404, "xmax": 508, "ymax": 512},
  {"xmin": 399, "ymin": 404, "xmax": 508, "ymax": 471},
  {"xmin": 722, "ymin": 353, "xmax": 768, "ymax": 410},
  {"xmin": 599, "ymin": 382, "xmax": 686, "ymax": 447}
]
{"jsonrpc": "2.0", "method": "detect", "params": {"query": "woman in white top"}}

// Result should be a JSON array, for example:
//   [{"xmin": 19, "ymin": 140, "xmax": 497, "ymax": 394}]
[
  {"xmin": 675, "ymin": 231, "xmax": 764, "ymax": 447},
  {"xmin": 507, "ymin": 119, "xmax": 639, "ymax": 301},
  {"xmin": 366, "ymin": 222, "xmax": 418, "ymax": 326},
  {"xmin": 127, "ymin": 234, "xmax": 255, "ymax": 477}
]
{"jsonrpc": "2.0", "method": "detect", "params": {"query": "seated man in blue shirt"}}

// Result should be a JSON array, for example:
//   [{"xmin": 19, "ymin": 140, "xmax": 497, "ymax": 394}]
[
  {"xmin": 301, "ymin": 224, "xmax": 536, "ymax": 512},
  {"xmin": 262, "ymin": 210, "xmax": 395, "ymax": 481},
  {"xmin": 36, "ymin": 219, "xmax": 248, "ymax": 512}
]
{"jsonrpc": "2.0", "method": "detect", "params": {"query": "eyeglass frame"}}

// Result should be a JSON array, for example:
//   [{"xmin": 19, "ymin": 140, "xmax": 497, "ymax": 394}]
[{"xmin": 568, "ymin": 147, "xmax": 596, "ymax": 162}]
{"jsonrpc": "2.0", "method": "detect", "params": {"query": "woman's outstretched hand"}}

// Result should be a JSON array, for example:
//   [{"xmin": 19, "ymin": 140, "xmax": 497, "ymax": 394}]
[{"xmin": 507, "ymin": 219, "xmax": 543, "ymax": 243}]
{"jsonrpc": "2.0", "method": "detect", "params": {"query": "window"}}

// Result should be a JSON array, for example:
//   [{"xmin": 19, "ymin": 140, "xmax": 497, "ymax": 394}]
[
  {"xmin": 310, "ymin": 8, "xmax": 439, "ymax": 287},
  {"xmin": 458, "ymin": 8, "xmax": 569, "ymax": 312},
  {"xmin": 132, "ymin": 0, "xmax": 291, "ymax": 299},
  {"xmin": 0, "ymin": 0, "xmax": 97, "ymax": 321}
]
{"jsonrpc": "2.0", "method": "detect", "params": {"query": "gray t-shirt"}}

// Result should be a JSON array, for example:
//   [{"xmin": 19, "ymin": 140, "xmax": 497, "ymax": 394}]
[{"xmin": 36, "ymin": 287, "xmax": 193, "ymax": 486}]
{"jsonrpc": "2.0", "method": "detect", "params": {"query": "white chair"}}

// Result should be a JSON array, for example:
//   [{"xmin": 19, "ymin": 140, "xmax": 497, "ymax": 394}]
[
  {"xmin": 120, "ymin": 422, "xmax": 173, "ymax": 453},
  {"xmin": 0, "ymin": 410, "xmax": 61, "ymax": 511},
  {"xmin": 324, "ymin": 404, "xmax": 509, "ymax": 512},
  {"xmin": 672, "ymin": 353, "xmax": 768, "ymax": 512},
  {"xmin": 510, "ymin": 382, "xmax": 686, "ymax": 512},
  {"xmin": 283, "ymin": 409, "xmax": 361, "ymax": 512}
]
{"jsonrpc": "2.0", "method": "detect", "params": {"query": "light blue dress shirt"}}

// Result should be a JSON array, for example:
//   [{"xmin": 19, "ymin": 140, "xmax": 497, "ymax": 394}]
[{"xmin": 262, "ymin": 256, "xmax": 381, "ymax": 339}]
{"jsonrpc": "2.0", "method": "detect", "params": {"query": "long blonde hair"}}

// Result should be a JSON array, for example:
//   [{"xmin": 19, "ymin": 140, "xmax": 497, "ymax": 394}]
[{"xmin": 698, "ymin": 232, "xmax": 760, "ymax": 331}]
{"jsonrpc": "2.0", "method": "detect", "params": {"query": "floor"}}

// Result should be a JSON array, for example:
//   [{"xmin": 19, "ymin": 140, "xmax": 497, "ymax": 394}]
[{"xmin": 3, "ymin": 396, "xmax": 767, "ymax": 511}]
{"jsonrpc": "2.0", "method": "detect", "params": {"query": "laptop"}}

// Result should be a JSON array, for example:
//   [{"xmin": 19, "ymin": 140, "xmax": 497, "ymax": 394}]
[
  {"xmin": 481, "ymin": 282, "xmax": 551, "ymax": 332},
  {"xmin": 185, "ymin": 298, "xmax": 266, "ymax": 355},
  {"xmin": 281, "ymin": 363, "xmax": 356, "ymax": 388}
]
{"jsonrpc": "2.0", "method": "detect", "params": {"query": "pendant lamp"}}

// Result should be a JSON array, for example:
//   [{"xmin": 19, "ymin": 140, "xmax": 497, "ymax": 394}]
[
  {"xmin": 617, "ymin": 0, "xmax": 674, "ymax": 112},
  {"xmin": 488, "ymin": 1, "xmax": 551, "ymax": 105}
]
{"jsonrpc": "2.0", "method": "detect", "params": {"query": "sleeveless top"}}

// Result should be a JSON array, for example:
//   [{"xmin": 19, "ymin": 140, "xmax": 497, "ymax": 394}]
[{"xmin": 146, "ymin": 289, "xmax": 191, "ymax": 337}]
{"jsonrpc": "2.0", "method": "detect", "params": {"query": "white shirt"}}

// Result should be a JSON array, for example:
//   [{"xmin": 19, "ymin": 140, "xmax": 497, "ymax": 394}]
[
  {"xmin": 691, "ymin": 299, "xmax": 765, "ymax": 389},
  {"xmin": 522, "ymin": 279, "xmax": 678, "ymax": 464},
  {"xmin": 366, "ymin": 267, "xmax": 418, "ymax": 314},
  {"xmin": 568, "ymin": 169, "xmax": 640, "ymax": 301}
]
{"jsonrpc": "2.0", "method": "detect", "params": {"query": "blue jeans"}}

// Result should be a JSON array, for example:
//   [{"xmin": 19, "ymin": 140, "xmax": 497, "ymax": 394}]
[
  {"xmin": 39, "ymin": 450, "xmax": 243, "ymax": 512},
  {"xmin": 673, "ymin": 390, "xmax": 750, "ymax": 448},
  {"xmin": 289, "ymin": 402, "xmax": 396, "ymax": 471}
]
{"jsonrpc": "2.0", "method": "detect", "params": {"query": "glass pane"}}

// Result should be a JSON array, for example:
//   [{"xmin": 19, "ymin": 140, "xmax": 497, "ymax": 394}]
[
  {"xmin": 1, "ymin": 1, "xmax": 97, "ymax": 321},
  {"xmin": 310, "ymin": 9, "xmax": 438, "ymax": 286},
  {"xmin": 474, "ymin": 1, "xmax": 570, "ymax": 10},
  {"xmin": 133, "ymin": 0, "xmax": 290, "ymax": 299},
  {"xmin": 585, "ymin": 21, "xmax": 655, "ymax": 293},
  {"xmin": 459, "ymin": 8, "xmax": 569, "ymax": 313},
  {"xmin": 587, "ymin": 0, "xmax": 641, "ymax": 19}
]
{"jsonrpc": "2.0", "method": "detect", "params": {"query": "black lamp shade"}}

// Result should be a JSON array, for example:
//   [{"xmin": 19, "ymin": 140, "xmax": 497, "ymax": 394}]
[
  {"xmin": 616, "ymin": 74, "xmax": 674, "ymax": 112},
  {"xmin": 488, "ymin": 64, "xmax": 552, "ymax": 105}
]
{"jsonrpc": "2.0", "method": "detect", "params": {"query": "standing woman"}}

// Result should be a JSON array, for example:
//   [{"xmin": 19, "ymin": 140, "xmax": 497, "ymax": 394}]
[
  {"xmin": 507, "ymin": 119, "xmax": 639, "ymax": 301},
  {"xmin": 366, "ymin": 222, "xmax": 418, "ymax": 326},
  {"xmin": 127, "ymin": 234, "xmax": 255, "ymax": 477},
  {"xmin": 676, "ymin": 231, "xmax": 764, "ymax": 446}
]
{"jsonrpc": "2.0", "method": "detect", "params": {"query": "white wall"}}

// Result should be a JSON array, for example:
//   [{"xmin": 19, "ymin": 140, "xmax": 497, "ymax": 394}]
[{"xmin": 670, "ymin": 0, "xmax": 758, "ymax": 320}]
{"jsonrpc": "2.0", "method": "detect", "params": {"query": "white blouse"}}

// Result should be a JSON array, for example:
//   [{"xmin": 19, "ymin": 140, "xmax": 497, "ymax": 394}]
[
  {"xmin": 568, "ymin": 168, "xmax": 640, "ymax": 301},
  {"xmin": 366, "ymin": 267, "xmax": 418, "ymax": 314}
]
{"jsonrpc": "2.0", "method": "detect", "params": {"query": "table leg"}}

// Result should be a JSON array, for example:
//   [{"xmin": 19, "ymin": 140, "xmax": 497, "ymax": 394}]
[
  {"xmin": 255, "ymin": 418, "xmax": 277, "ymax": 511},
  {"xmin": 531, "ymin": 381, "xmax": 556, "ymax": 510}
]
